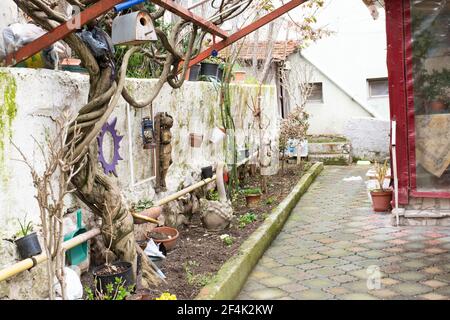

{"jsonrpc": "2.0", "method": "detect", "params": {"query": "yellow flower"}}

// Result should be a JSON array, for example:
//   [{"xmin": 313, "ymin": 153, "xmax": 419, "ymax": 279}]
[{"xmin": 155, "ymin": 292, "xmax": 177, "ymax": 300}]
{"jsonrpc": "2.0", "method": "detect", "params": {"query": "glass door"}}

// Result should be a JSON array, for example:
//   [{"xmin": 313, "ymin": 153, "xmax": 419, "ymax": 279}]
[{"xmin": 406, "ymin": 0, "xmax": 450, "ymax": 196}]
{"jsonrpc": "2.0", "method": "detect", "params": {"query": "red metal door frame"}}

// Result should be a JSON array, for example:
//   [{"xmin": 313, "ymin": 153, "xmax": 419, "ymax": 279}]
[
  {"xmin": 402, "ymin": 0, "xmax": 450, "ymax": 198},
  {"xmin": 386, "ymin": 0, "xmax": 409, "ymax": 204}
]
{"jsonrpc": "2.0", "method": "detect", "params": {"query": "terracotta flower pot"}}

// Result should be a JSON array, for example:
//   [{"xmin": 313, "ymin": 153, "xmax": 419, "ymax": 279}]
[
  {"xmin": 370, "ymin": 189, "xmax": 393, "ymax": 212},
  {"xmin": 429, "ymin": 100, "xmax": 446, "ymax": 113},
  {"xmin": 133, "ymin": 206, "xmax": 162, "ymax": 225},
  {"xmin": 245, "ymin": 194, "xmax": 261, "ymax": 208},
  {"xmin": 232, "ymin": 71, "xmax": 246, "ymax": 83},
  {"xmin": 146, "ymin": 226, "xmax": 179, "ymax": 251}
]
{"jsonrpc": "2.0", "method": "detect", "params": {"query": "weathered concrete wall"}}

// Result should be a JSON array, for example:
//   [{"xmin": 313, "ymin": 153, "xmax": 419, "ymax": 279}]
[
  {"xmin": 0, "ymin": 67, "xmax": 279, "ymax": 299},
  {"xmin": 343, "ymin": 117, "xmax": 390, "ymax": 161}
]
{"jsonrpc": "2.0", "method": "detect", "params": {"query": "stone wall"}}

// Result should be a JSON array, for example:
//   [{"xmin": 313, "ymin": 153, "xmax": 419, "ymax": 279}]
[
  {"xmin": 343, "ymin": 117, "xmax": 390, "ymax": 162},
  {"xmin": 0, "ymin": 68, "xmax": 279, "ymax": 299}
]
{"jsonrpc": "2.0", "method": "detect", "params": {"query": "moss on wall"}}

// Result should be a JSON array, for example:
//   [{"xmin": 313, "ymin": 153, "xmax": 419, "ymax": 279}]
[{"xmin": 0, "ymin": 71, "xmax": 17, "ymax": 181}]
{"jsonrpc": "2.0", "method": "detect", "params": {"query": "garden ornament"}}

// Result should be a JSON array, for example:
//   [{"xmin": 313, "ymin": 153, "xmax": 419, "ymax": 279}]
[{"xmin": 97, "ymin": 117, "xmax": 123, "ymax": 177}]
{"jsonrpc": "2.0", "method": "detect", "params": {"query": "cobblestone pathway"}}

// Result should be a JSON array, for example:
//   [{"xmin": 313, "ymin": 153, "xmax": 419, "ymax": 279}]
[{"xmin": 237, "ymin": 166, "xmax": 450, "ymax": 300}]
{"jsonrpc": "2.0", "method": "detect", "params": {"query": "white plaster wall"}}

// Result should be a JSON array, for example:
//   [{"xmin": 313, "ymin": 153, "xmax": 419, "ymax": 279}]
[
  {"xmin": 344, "ymin": 117, "xmax": 390, "ymax": 161},
  {"xmin": 0, "ymin": 67, "xmax": 279, "ymax": 299},
  {"xmin": 0, "ymin": 0, "xmax": 19, "ymax": 30},
  {"xmin": 287, "ymin": 53, "xmax": 372, "ymax": 135}
]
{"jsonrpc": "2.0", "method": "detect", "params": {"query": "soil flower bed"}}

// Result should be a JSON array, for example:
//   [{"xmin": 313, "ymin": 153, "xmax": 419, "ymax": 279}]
[{"xmin": 143, "ymin": 162, "xmax": 312, "ymax": 299}]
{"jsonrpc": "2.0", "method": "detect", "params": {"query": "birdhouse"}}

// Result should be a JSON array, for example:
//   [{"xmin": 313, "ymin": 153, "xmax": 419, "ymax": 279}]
[{"xmin": 112, "ymin": 11, "xmax": 157, "ymax": 45}]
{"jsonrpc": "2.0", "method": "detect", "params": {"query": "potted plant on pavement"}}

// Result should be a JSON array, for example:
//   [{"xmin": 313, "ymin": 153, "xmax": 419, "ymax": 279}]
[
  {"xmin": 370, "ymin": 160, "xmax": 393, "ymax": 212},
  {"xmin": 242, "ymin": 187, "xmax": 262, "ymax": 208},
  {"xmin": 422, "ymin": 69, "xmax": 449, "ymax": 113},
  {"xmin": 14, "ymin": 216, "xmax": 42, "ymax": 260}
]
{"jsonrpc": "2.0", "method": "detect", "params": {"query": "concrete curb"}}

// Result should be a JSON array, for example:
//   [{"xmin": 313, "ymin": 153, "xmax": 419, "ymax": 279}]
[{"xmin": 195, "ymin": 162, "xmax": 324, "ymax": 300}]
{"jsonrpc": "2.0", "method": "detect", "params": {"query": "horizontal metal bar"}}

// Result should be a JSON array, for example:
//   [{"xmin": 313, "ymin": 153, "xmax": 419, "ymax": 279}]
[
  {"xmin": 150, "ymin": 0, "xmax": 228, "ymax": 38},
  {"xmin": 188, "ymin": 0, "xmax": 307, "ymax": 68}
]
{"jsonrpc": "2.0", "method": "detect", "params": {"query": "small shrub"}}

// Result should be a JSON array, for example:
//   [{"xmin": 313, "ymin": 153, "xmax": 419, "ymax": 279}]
[
  {"xmin": 207, "ymin": 189, "xmax": 220, "ymax": 201},
  {"xmin": 183, "ymin": 260, "xmax": 213, "ymax": 287},
  {"xmin": 265, "ymin": 197, "xmax": 275, "ymax": 205},
  {"xmin": 239, "ymin": 212, "xmax": 257, "ymax": 228},
  {"xmin": 16, "ymin": 216, "xmax": 33, "ymax": 238},
  {"xmin": 222, "ymin": 235, "xmax": 234, "ymax": 246},
  {"xmin": 133, "ymin": 198, "xmax": 154, "ymax": 212},
  {"xmin": 85, "ymin": 277, "xmax": 133, "ymax": 300},
  {"xmin": 241, "ymin": 188, "xmax": 262, "ymax": 196}
]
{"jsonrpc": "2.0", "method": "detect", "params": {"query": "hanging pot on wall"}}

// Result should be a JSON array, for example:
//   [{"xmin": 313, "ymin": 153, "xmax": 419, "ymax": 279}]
[
  {"xmin": 201, "ymin": 166, "xmax": 213, "ymax": 179},
  {"xmin": 188, "ymin": 64, "xmax": 201, "ymax": 81},
  {"xmin": 190, "ymin": 133, "xmax": 203, "ymax": 148},
  {"xmin": 15, "ymin": 232, "xmax": 42, "ymax": 260}
]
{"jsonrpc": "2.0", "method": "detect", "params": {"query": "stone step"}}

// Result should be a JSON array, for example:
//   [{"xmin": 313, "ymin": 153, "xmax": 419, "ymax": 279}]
[
  {"xmin": 308, "ymin": 142, "xmax": 351, "ymax": 155},
  {"xmin": 308, "ymin": 153, "xmax": 352, "ymax": 165}
]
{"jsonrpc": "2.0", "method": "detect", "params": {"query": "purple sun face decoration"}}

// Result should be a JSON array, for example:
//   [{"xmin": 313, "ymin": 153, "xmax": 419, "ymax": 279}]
[{"xmin": 97, "ymin": 117, "xmax": 123, "ymax": 177}]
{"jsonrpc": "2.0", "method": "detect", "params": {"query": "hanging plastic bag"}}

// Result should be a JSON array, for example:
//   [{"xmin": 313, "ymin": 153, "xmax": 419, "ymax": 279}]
[
  {"xmin": 2, "ymin": 23, "xmax": 46, "ymax": 56},
  {"xmin": 77, "ymin": 26, "xmax": 115, "ymax": 58}
]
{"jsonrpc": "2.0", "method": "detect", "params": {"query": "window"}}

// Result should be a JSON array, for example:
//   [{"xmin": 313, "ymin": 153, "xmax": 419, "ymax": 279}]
[
  {"xmin": 307, "ymin": 83, "xmax": 323, "ymax": 103},
  {"xmin": 368, "ymin": 78, "xmax": 389, "ymax": 98}
]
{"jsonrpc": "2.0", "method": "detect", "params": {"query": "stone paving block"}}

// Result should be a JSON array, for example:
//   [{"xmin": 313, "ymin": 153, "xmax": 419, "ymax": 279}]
[
  {"xmin": 423, "ymin": 266, "xmax": 444, "ymax": 274},
  {"xmin": 339, "ymin": 293, "xmax": 378, "ymax": 300},
  {"xmin": 434, "ymin": 273, "xmax": 450, "ymax": 283},
  {"xmin": 381, "ymin": 278, "xmax": 400, "ymax": 286},
  {"xmin": 391, "ymin": 271, "xmax": 428, "ymax": 282},
  {"xmin": 391, "ymin": 283, "xmax": 432, "ymax": 296},
  {"xmin": 421, "ymin": 280, "xmax": 447, "ymax": 288},
  {"xmin": 280, "ymin": 283, "xmax": 308, "ymax": 293},
  {"xmin": 357, "ymin": 249, "xmax": 390, "ymax": 259},
  {"xmin": 315, "ymin": 257, "xmax": 348, "ymax": 267},
  {"xmin": 419, "ymin": 293, "xmax": 448, "ymax": 300},
  {"xmin": 259, "ymin": 276, "xmax": 292, "ymax": 287},
  {"xmin": 302, "ymin": 278, "xmax": 337, "ymax": 289},
  {"xmin": 337, "ymin": 264, "xmax": 362, "ymax": 272},
  {"xmin": 326, "ymin": 287, "xmax": 349, "ymax": 296},
  {"xmin": 289, "ymin": 289, "xmax": 333, "ymax": 300},
  {"xmin": 401, "ymin": 259, "xmax": 429, "ymax": 270},
  {"xmin": 370, "ymin": 289, "xmax": 398, "ymax": 299},
  {"xmin": 309, "ymin": 267, "xmax": 345, "ymax": 278},
  {"xmin": 248, "ymin": 288, "xmax": 287, "ymax": 300},
  {"xmin": 330, "ymin": 274, "xmax": 358, "ymax": 284}
]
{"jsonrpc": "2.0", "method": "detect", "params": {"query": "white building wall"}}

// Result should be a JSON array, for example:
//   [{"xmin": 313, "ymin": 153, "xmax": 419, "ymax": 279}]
[
  {"xmin": 287, "ymin": 53, "xmax": 373, "ymax": 135},
  {"xmin": 300, "ymin": 0, "xmax": 390, "ymax": 120},
  {"xmin": 0, "ymin": 0, "xmax": 19, "ymax": 30}
]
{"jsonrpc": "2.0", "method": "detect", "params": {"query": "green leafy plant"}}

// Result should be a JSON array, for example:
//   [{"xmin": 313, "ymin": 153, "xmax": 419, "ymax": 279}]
[
  {"xmin": 16, "ymin": 216, "xmax": 33, "ymax": 238},
  {"xmin": 207, "ymin": 189, "xmax": 220, "ymax": 201},
  {"xmin": 238, "ymin": 212, "xmax": 257, "ymax": 228},
  {"xmin": 222, "ymin": 235, "xmax": 234, "ymax": 246},
  {"xmin": 373, "ymin": 160, "xmax": 389, "ymax": 192},
  {"xmin": 133, "ymin": 198, "xmax": 154, "ymax": 213},
  {"xmin": 422, "ymin": 69, "xmax": 450, "ymax": 102},
  {"xmin": 85, "ymin": 277, "xmax": 133, "ymax": 300},
  {"xmin": 265, "ymin": 196, "xmax": 275, "ymax": 205},
  {"xmin": 183, "ymin": 260, "xmax": 213, "ymax": 287},
  {"xmin": 241, "ymin": 188, "xmax": 262, "ymax": 196}
]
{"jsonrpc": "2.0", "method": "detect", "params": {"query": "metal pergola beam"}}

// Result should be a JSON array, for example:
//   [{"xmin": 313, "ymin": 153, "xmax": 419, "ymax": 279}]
[
  {"xmin": 188, "ymin": 0, "xmax": 307, "ymax": 68},
  {"xmin": 151, "ymin": 0, "xmax": 228, "ymax": 39},
  {"xmin": 3, "ymin": 0, "xmax": 125, "ymax": 67}
]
